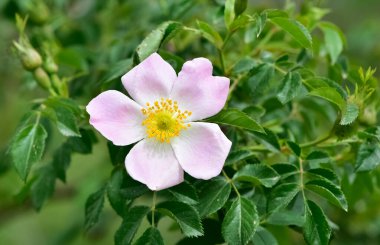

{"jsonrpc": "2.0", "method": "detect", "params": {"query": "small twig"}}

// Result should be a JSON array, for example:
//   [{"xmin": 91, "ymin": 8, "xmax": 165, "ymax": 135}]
[{"xmin": 222, "ymin": 170, "xmax": 240, "ymax": 197}]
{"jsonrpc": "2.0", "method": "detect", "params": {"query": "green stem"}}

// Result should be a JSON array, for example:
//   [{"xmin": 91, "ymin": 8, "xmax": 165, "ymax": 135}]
[
  {"xmin": 251, "ymin": 28, "xmax": 277, "ymax": 56},
  {"xmin": 300, "ymin": 133, "xmax": 332, "ymax": 148},
  {"xmin": 218, "ymin": 49, "xmax": 225, "ymax": 75},
  {"xmin": 272, "ymin": 64, "xmax": 287, "ymax": 74},
  {"xmin": 151, "ymin": 191, "xmax": 156, "ymax": 227},
  {"xmin": 222, "ymin": 31, "xmax": 233, "ymax": 50},
  {"xmin": 241, "ymin": 145, "xmax": 270, "ymax": 152},
  {"xmin": 222, "ymin": 170, "xmax": 240, "ymax": 197},
  {"xmin": 226, "ymin": 75, "xmax": 242, "ymax": 102},
  {"xmin": 299, "ymin": 158, "xmax": 306, "ymax": 202}
]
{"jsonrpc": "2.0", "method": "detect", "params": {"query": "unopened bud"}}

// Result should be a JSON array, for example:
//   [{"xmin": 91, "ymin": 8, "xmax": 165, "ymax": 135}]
[
  {"xmin": 28, "ymin": 1, "xmax": 50, "ymax": 24},
  {"xmin": 43, "ymin": 55, "xmax": 58, "ymax": 74},
  {"xmin": 33, "ymin": 67, "xmax": 51, "ymax": 90},
  {"xmin": 19, "ymin": 48, "xmax": 42, "ymax": 71}
]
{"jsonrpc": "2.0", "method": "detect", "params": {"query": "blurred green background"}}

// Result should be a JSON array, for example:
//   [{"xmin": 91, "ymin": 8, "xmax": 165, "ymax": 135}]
[{"xmin": 0, "ymin": 0, "xmax": 379, "ymax": 244}]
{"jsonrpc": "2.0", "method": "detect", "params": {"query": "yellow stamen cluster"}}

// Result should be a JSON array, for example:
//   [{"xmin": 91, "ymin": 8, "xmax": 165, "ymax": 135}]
[{"xmin": 141, "ymin": 98, "xmax": 192, "ymax": 143}]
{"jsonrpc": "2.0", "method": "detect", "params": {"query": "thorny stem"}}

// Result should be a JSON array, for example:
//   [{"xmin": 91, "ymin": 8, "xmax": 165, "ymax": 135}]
[
  {"xmin": 151, "ymin": 191, "xmax": 157, "ymax": 227},
  {"xmin": 222, "ymin": 170, "xmax": 240, "ymax": 197}
]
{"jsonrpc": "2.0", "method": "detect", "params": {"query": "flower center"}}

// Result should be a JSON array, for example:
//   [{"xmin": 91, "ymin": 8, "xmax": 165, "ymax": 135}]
[{"xmin": 141, "ymin": 98, "xmax": 192, "ymax": 143}]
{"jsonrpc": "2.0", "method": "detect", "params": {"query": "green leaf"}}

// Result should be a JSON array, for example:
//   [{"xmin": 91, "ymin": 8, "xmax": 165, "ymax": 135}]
[
  {"xmin": 306, "ymin": 168, "xmax": 339, "ymax": 184},
  {"xmin": 263, "ymin": 9, "xmax": 288, "ymax": 18},
  {"xmin": 31, "ymin": 166, "xmax": 56, "ymax": 211},
  {"xmin": 309, "ymin": 87, "xmax": 346, "ymax": 112},
  {"xmin": 44, "ymin": 97, "xmax": 81, "ymax": 137},
  {"xmin": 251, "ymin": 128, "xmax": 281, "ymax": 152},
  {"xmin": 107, "ymin": 142, "xmax": 132, "ymax": 166},
  {"xmin": 303, "ymin": 76, "xmax": 348, "ymax": 99},
  {"xmin": 287, "ymin": 141, "xmax": 301, "ymax": 156},
  {"xmin": 222, "ymin": 197, "xmax": 259, "ymax": 245},
  {"xmin": 134, "ymin": 227, "xmax": 164, "ymax": 245},
  {"xmin": 243, "ymin": 63, "xmax": 274, "ymax": 96},
  {"xmin": 225, "ymin": 149, "xmax": 256, "ymax": 166},
  {"xmin": 224, "ymin": 0, "xmax": 235, "ymax": 29},
  {"xmin": 304, "ymin": 200, "xmax": 331, "ymax": 245},
  {"xmin": 168, "ymin": 181, "xmax": 199, "ymax": 205},
  {"xmin": 268, "ymin": 183, "xmax": 300, "ymax": 213},
  {"xmin": 234, "ymin": 0, "xmax": 248, "ymax": 16},
  {"xmin": 107, "ymin": 169, "xmax": 133, "ymax": 216},
  {"xmin": 244, "ymin": 13, "xmax": 267, "ymax": 42},
  {"xmin": 206, "ymin": 109, "xmax": 265, "ymax": 133},
  {"xmin": 229, "ymin": 14, "xmax": 254, "ymax": 32},
  {"xmin": 340, "ymin": 102, "xmax": 359, "ymax": 125},
  {"xmin": 135, "ymin": 21, "xmax": 182, "ymax": 62},
  {"xmin": 52, "ymin": 143, "xmax": 71, "ymax": 182},
  {"xmin": 120, "ymin": 174, "xmax": 150, "ymax": 200},
  {"xmin": 52, "ymin": 106, "xmax": 80, "ymax": 137},
  {"xmin": 57, "ymin": 48, "xmax": 88, "ymax": 71},
  {"xmin": 319, "ymin": 22, "xmax": 345, "ymax": 64},
  {"xmin": 356, "ymin": 143, "xmax": 380, "ymax": 172},
  {"xmin": 306, "ymin": 179, "xmax": 348, "ymax": 211},
  {"xmin": 233, "ymin": 164, "xmax": 280, "ymax": 187},
  {"xmin": 197, "ymin": 177, "xmax": 231, "ymax": 217},
  {"xmin": 176, "ymin": 219, "xmax": 224, "ymax": 245},
  {"xmin": 269, "ymin": 17, "xmax": 312, "ymax": 49},
  {"xmin": 271, "ymin": 163, "xmax": 299, "ymax": 179},
  {"xmin": 10, "ymin": 121, "xmax": 47, "ymax": 180},
  {"xmin": 157, "ymin": 201, "xmax": 203, "ymax": 237},
  {"xmin": 267, "ymin": 210, "xmax": 305, "ymax": 227},
  {"xmin": 84, "ymin": 185, "xmax": 106, "ymax": 231},
  {"xmin": 306, "ymin": 151, "xmax": 330, "ymax": 166},
  {"xmin": 197, "ymin": 20, "xmax": 224, "ymax": 49},
  {"xmin": 277, "ymin": 72, "xmax": 302, "ymax": 104},
  {"xmin": 251, "ymin": 226, "xmax": 278, "ymax": 245},
  {"xmin": 67, "ymin": 128, "xmax": 96, "ymax": 154},
  {"xmin": 115, "ymin": 206, "xmax": 150, "ymax": 245},
  {"xmin": 358, "ymin": 126, "xmax": 380, "ymax": 142},
  {"xmin": 100, "ymin": 58, "xmax": 132, "ymax": 84}
]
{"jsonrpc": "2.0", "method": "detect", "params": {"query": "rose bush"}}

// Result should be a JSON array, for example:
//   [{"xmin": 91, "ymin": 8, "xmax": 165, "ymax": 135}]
[{"xmin": 1, "ymin": 0, "xmax": 380, "ymax": 244}]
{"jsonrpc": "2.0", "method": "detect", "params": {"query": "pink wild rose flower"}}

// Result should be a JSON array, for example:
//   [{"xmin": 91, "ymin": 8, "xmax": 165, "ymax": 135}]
[{"xmin": 86, "ymin": 53, "xmax": 232, "ymax": 190}]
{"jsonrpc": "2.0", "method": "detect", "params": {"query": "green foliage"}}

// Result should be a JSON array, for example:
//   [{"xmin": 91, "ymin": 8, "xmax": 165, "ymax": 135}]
[
  {"xmin": 304, "ymin": 200, "xmax": 332, "ymax": 245},
  {"xmin": 305, "ymin": 179, "xmax": 348, "ymax": 211},
  {"xmin": 196, "ymin": 177, "xmax": 231, "ymax": 218},
  {"xmin": 156, "ymin": 201, "xmax": 203, "ymax": 237},
  {"xmin": 134, "ymin": 227, "xmax": 164, "ymax": 245},
  {"xmin": 268, "ymin": 183, "xmax": 300, "ymax": 213},
  {"xmin": 221, "ymin": 196, "xmax": 259, "ymax": 245},
  {"xmin": 277, "ymin": 72, "xmax": 302, "ymax": 104},
  {"xmin": 269, "ymin": 17, "xmax": 312, "ymax": 49},
  {"xmin": 115, "ymin": 206, "xmax": 150, "ymax": 245},
  {"xmin": 3, "ymin": 0, "xmax": 380, "ymax": 244},
  {"xmin": 233, "ymin": 164, "xmax": 280, "ymax": 187},
  {"xmin": 10, "ymin": 115, "xmax": 47, "ymax": 180},
  {"xmin": 84, "ymin": 185, "xmax": 106, "ymax": 231},
  {"xmin": 207, "ymin": 109, "xmax": 264, "ymax": 133}
]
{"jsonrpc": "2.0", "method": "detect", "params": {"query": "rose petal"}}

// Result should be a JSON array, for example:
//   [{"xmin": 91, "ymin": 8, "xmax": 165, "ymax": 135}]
[
  {"xmin": 170, "ymin": 58, "xmax": 230, "ymax": 121},
  {"xmin": 86, "ymin": 90, "xmax": 145, "ymax": 146},
  {"xmin": 171, "ymin": 122, "xmax": 231, "ymax": 179},
  {"xmin": 121, "ymin": 53, "xmax": 177, "ymax": 106},
  {"xmin": 125, "ymin": 139, "xmax": 184, "ymax": 190}
]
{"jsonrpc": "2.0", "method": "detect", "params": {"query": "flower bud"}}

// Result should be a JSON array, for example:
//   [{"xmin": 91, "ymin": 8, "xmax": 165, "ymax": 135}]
[
  {"xmin": 33, "ymin": 67, "xmax": 51, "ymax": 90},
  {"xmin": 28, "ymin": 1, "xmax": 50, "ymax": 24},
  {"xmin": 43, "ymin": 55, "xmax": 58, "ymax": 74},
  {"xmin": 19, "ymin": 48, "xmax": 42, "ymax": 71}
]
